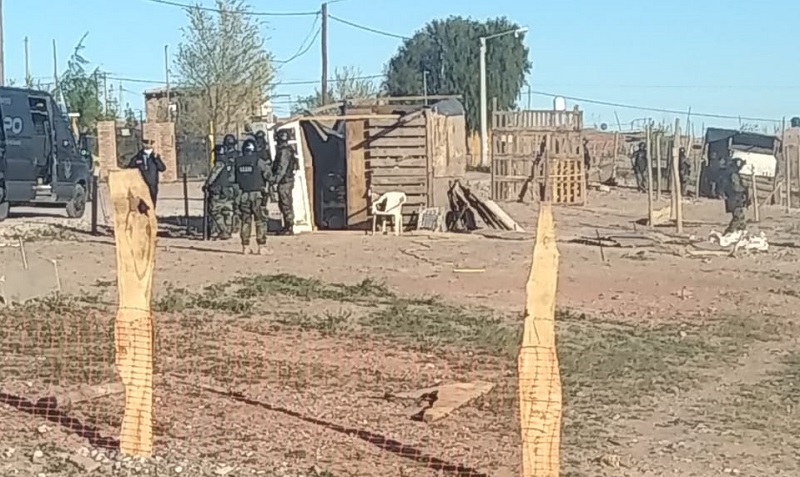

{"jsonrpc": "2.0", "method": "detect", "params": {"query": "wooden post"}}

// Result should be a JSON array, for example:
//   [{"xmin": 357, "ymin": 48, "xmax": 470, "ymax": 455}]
[
  {"xmin": 108, "ymin": 169, "xmax": 157, "ymax": 457},
  {"xmin": 518, "ymin": 202, "xmax": 561, "ymax": 477},
  {"xmin": 655, "ymin": 131, "xmax": 662, "ymax": 200},
  {"xmin": 750, "ymin": 167, "xmax": 760, "ymax": 222},
  {"xmin": 610, "ymin": 132, "xmax": 618, "ymax": 182},
  {"xmin": 781, "ymin": 117, "xmax": 787, "ymax": 209},
  {"xmin": 646, "ymin": 123, "xmax": 654, "ymax": 226},
  {"xmin": 672, "ymin": 119, "xmax": 683, "ymax": 233}
]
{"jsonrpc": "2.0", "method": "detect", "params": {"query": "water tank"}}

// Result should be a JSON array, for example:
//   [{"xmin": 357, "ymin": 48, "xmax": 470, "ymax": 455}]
[{"xmin": 553, "ymin": 96, "xmax": 566, "ymax": 111}]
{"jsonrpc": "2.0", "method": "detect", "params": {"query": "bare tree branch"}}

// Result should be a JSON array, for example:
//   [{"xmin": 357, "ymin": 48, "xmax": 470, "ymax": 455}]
[{"xmin": 174, "ymin": 0, "xmax": 274, "ymax": 136}]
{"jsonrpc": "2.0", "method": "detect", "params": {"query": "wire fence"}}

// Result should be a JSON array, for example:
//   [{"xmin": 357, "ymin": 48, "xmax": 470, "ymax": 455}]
[{"xmin": 0, "ymin": 285, "xmax": 552, "ymax": 476}]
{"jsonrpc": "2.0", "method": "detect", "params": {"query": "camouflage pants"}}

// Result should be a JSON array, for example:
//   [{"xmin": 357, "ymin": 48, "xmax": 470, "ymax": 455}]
[
  {"xmin": 239, "ymin": 191, "xmax": 267, "ymax": 246},
  {"xmin": 724, "ymin": 207, "xmax": 747, "ymax": 235},
  {"xmin": 277, "ymin": 182, "xmax": 294, "ymax": 227},
  {"xmin": 231, "ymin": 188, "xmax": 242, "ymax": 233},
  {"xmin": 209, "ymin": 197, "xmax": 234, "ymax": 239}
]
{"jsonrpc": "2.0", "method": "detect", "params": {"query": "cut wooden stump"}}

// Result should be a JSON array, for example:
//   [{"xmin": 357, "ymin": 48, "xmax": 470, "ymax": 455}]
[
  {"xmin": 518, "ymin": 202, "xmax": 562, "ymax": 477},
  {"xmin": 108, "ymin": 169, "xmax": 157, "ymax": 458}
]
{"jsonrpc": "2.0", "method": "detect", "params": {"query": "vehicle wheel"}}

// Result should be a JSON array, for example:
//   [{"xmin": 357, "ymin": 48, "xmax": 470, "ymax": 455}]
[
  {"xmin": 0, "ymin": 201, "xmax": 8, "ymax": 222},
  {"xmin": 66, "ymin": 184, "xmax": 87, "ymax": 219}
]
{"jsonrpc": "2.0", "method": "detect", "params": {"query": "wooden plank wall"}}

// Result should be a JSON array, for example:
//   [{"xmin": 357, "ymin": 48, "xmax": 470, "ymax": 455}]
[
  {"xmin": 363, "ymin": 115, "xmax": 429, "ymax": 224},
  {"xmin": 491, "ymin": 130, "xmax": 582, "ymax": 201},
  {"xmin": 429, "ymin": 113, "xmax": 468, "ymax": 207},
  {"xmin": 492, "ymin": 108, "xmax": 583, "ymax": 131},
  {"xmin": 345, "ymin": 119, "xmax": 369, "ymax": 228}
]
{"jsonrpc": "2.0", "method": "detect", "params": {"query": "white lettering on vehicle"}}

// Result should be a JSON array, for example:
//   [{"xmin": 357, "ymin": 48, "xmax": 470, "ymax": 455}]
[{"xmin": 3, "ymin": 116, "xmax": 23, "ymax": 135}]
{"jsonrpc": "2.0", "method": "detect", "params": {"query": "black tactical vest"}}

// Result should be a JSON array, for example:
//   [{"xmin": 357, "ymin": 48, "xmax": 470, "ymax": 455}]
[
  {"xmin": 235, "ymin": 153, "xmax": 265, "ymax": 192},
  {"xmin": 210, "ymin": 161, "xmax": 232, "ymax": 190},
  {"xmin": 272, "ymin": 145, "xmax": 298, "ymax": 180}
]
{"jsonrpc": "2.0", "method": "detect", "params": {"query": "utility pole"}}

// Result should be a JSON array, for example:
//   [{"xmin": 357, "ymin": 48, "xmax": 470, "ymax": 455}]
[
  {"xmin": 103, "ymin": 73, "xmax": 108, "ymax": 113},
  {"xmin": 320, "ymin": 2, "xmax": 328, "ymax": 105},
  {"xmin": 422, "ymin": 70, "xmax": 429, "ymax": 106},
  {"xmin": 0, "ymin": 0, "xmax": 5, "ymax": 86},
  {"xmin": 24, "ymin": 37, "xmax": 31, "ymax": 88},
  {"xmin": 479, "ymin": 36, "xmax": 487, "ymax": 168},
  {"xmin": 164, "ymin": 44, "xmax": 170, "ymax": 121},
  {"xmin": 52, "ymin": 40, "xmax": 59, "ymax": 94}
]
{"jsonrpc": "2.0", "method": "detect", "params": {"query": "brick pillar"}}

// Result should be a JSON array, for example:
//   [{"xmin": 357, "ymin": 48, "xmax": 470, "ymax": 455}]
[
  {"xmin": 96, "ymin": 121, "xmax": 118, "ymax": 181},
  {"xmin": 143, "ymin": 121, "xmax": 178, "ymax": 182}
]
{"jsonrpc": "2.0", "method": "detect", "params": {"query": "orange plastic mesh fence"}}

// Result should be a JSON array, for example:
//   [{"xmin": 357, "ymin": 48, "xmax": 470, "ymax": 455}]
[{"xmin": 0, "ymin": 281, "xmax": 563, "ymax": 476}]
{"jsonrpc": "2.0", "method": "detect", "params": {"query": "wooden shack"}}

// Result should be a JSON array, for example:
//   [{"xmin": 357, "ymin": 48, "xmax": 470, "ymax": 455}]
[{"xmin": 330, "ymin": 100, "xmax": 467, "ymax": 229}]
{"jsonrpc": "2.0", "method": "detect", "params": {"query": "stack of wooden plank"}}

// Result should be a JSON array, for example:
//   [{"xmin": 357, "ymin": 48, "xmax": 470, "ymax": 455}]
[{"xmin": 447, "ymin": 180, "xmax": 524, "ymax": 232}]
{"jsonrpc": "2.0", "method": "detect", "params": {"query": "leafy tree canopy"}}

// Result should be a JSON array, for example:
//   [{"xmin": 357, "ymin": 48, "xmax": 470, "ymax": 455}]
[
  {"xmin": 58, "ymin": 33, "xmax": 114, "ymax": 131},
  {"xmin": 174, "ymin": 0, "xmax": 274, "ymax": 134},
  {"xmin": 293, "ymin": 66, "xmax": 377, "ymax": 113},
  {"xmin": 383, "ymin": 16, "xmax": 531, "ymax": 132}
]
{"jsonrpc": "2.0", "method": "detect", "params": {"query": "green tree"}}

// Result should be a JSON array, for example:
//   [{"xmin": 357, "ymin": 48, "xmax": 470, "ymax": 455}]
[
  {"xmin": 293, "ymin": 66, "xmax": 377, "ymax": 113},
  {"xmin": 58, "ymin": 33, "xmax": 109, "ymax": 131},
  {"xmin": 174, "ymin": 0, "xmax": 274, "ymax": 134},
  {"xmin": 383, "ymin": 16, "xmax": 531, "ymax": 132}
]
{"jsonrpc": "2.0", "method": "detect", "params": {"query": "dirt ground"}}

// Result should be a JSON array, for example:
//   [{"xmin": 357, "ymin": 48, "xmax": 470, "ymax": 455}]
[{"xmin": 1, "ymin": 174, "xmax": 799, "ymax": 476}]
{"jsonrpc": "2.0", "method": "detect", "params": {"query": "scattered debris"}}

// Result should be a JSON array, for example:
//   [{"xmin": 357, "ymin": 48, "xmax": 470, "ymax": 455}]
[
  {"xmin": 385, "ymin": 381, "xmax": 494, "ymax": 423},
  {"xmin": 446, "ymin": 180, "xmax": 524, "ymax": 232},
  {"xmin": 452, "ymin": 268, "xmax": 485, "ymax": 273},
  {"xmin": 709, "ymin": 230, "xmax": 769, "ymax": 252},
  {"xmin": 415, "ymin": 207, "xmax": 445, "ymax": 232}
]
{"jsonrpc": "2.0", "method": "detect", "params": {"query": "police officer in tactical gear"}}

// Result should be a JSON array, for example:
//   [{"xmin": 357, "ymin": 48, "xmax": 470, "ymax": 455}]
[
  {"xmin": 678, "ymin": 147, "xmax": 691, "ymax": 197},
  {"xmin": 272, "ymin": 129, "xmax": 297, "ymax": 235},
  {"xmin": 723, "ymin": 157, "xmax": 749, "ymax": 235},
  {"xmin": 221, "ymin": 134, "xmax": 242, "ymax": 233},
  {"xmin": 127, "ymin": 137, "xmax": 166, "ymax": 206},
  {"xmin": 235, "ymin": 139, "xmax": 272, "ymax": 254},
  {"xmin": 202, "ymin": 146, "xmax": 236, "ymax": 240},
  {"xmin": 631, "ymin": 142, "xmax": 648, "ymax": 193}
]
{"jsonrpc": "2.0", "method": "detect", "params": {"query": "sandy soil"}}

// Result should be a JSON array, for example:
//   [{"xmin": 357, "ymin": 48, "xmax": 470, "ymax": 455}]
[{"xmin": 0, "ymin": 174, "xmax": 799, "ymax": 476}]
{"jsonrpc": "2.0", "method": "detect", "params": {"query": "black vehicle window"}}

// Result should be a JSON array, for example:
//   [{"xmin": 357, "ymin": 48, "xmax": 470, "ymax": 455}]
[{"xmin": 29, "ymin": 97, "xmax": 49, "ymax": 135}]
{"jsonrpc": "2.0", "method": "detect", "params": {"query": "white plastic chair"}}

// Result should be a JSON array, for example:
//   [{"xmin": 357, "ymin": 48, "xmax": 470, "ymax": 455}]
[{"xmin": 371, "ymin": 191, "xmax": 407, "ymax": 236}]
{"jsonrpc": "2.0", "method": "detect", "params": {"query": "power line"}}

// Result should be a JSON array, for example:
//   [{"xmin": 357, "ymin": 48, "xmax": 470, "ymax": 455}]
[
  {"xmin": 534, "ymin": 83, "xmax": 800, "ymax": 90},
  {"xmin": 140, "ymin": 0, "xmax": 318, "ymax": 16},
  {"xmin": 275, "ymin": 13, "xmax": 321, "ymax": 65},
  {"xmin": 328, "ymin": 14, "xmax": 409, "ymax": 40},
  {"xmin": 528, "ymin": 89, "xmax": 782, "ymax": 123},
  {"xmin": 103, "ymin": 73, "xmax": 384, "ymax": 86}
]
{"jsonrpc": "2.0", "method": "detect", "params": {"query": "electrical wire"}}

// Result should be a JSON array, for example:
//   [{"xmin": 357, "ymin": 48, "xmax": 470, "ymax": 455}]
[
  {"xmin": 141, "ymin": 0, "xmax": 318, "ymax": 16},
  {"xmin": 103, "ymin": 73, "xmax": 384, "ymax": 86},
  {"xmin": 275, "ymin": 13, "xmax": 321, "ymax": 65},
  {"xmin": 328, "ymin": 14, "xmax": 410, "ymax": 40},
  {"xmin": 527, "ymin": 89, "xmax": 782, "ymax": 123}
]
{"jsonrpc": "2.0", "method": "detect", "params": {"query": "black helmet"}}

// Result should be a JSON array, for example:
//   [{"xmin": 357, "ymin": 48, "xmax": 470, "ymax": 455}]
[
  {"xmin": 223, "ymin": 134, "xmax": 237, "ymax": 148},
  {"xmin": 275, "ymin": 129, "xmax": 290, "ymax": 144},
  {"xmin": 638, "ymin": 142, "xmax": 645, "ymax": 149},
  {"xmin": 255, "ymin": 130, "xmax": 267, "ymax": 139},
  {"xmin": 242, "ymin": 139, "xmax": 257, "ymax": 153}
]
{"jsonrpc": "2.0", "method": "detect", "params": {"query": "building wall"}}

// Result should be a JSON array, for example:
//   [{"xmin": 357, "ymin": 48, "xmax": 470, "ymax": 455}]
[
  {"xmin": 144, "ymin": 121, "xmax": 178, "ymax": 182},
  {"xmin": 96, "ymin": 121, "xmax": 118, "ymax": 181}
]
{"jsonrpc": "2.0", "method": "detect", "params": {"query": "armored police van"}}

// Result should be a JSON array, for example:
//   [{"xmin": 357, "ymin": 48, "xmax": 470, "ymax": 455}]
[{"xmin": 0, "ymin": 87, "xmax": 92, "ymax": 221}]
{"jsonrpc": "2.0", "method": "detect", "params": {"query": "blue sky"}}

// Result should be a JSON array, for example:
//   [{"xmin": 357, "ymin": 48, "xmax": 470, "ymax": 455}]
[{"xmin": 5, "ymin": 0, "xmax": 799, "ymax": 132}]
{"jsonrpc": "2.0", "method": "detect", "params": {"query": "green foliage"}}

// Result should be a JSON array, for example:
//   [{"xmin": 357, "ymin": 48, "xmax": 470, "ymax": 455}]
[
  {"xmin": 383, "ymin": 16, "xmax": 531, "ymax": 132},
  {"xmin": 174, "ymin": 0, "xmax": 274, "ymax": 134},
  {"xmin": 293, "ymin": 66, "xmax": 377, "ymax": 113},
  {"xmin": 57, "ymin": 33, "xmax": 115, "ymax": 131}
]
